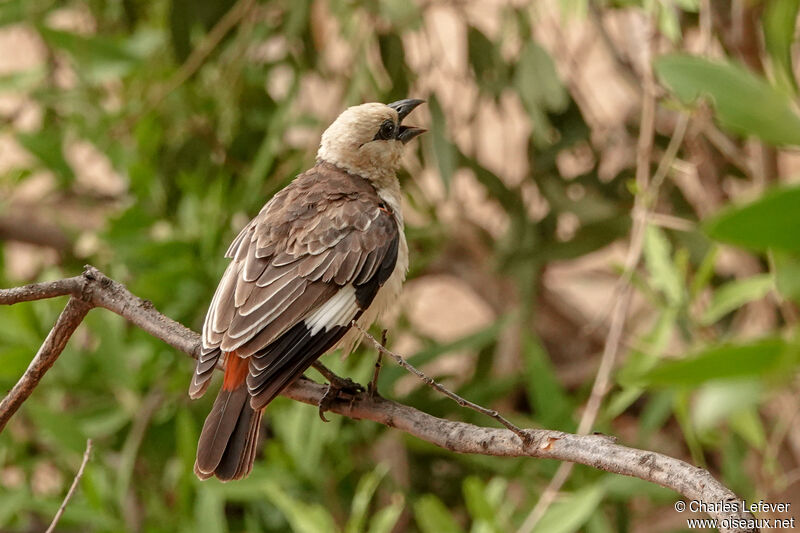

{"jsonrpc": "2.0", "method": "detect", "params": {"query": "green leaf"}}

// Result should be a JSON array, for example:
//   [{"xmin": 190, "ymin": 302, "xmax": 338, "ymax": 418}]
[
  {"xmin": 637, "ymin": 390, "xmax": 675, "ymax": 440},
  {"xmin": 656, "ymin": 54, "xmax": 800, "ymax": 145},
  {"xmin": 414, "ymin": 494, "xmax": 465, "ymax": 533},
  {"xmin": 0, "ymin": 0, "xmax": 26, "ymax": 27},
  {"xmin": 656, "ymin": 2, "xmax": 681, "ymax": 42},
  {"xmin": 27, "ymin": 403, "xmax": 88, "ymax": 453},
  {"xmin": 532, "ymin": 484, "xmax": 605, "ymax": 533},
  {"xmin": 514, "ymin": 42, "xmax": 567, "ymax": 145},
  {"xmin": 0, "ymin": 490, "xmax": 28, "ymax": 526},
  {"xmin": 644, "ymin": 225, "xmax": 683, "ymax": 307},
  {"xmin": 522, "ymin": 334, "xmax": 574, "ymax": 431},
  {"xmin": 37, "ymin": 26, "xmax": 140, "ymax": 83},
  {"xmin": 538, "ymin": 214, "xmax": 631, "ymax": 262},
  {"xmin": 699, "ymin": 274, "xmax": 774, "ymax": 325},
  {"xmin": 558, "ymin": 0, "xmax": 588, "ymax": 18},
  {"xmin": 763, "ymin": 0, "xmax": 800, "ymax": 93},
  {"xmin": 0, "ymin": 345, "xmax": 36, "ymax": 382},
  {"xmin": 429, "ymin": 95, "xmax": 457, "ymax": 189},
  {"xmin": 704, "ymin": 185, "xmax": 800, "ymax": 252},
  {"xmin": 175, "ymin": 408, "xmax": 198, "ymax": 473},
  {"xmin": 641, "ymin": 338, "xmax": 795, "ymax": 387},
  {"xmin": 262, "ymin": 483, "xmax": 337, "ymax": 533},
  {"xmin": 346, "ymin": 465, "xmax": 388, "ymax": 533},
  {"xmin": 0, "ymin": 68, "xmax": 45, "ymax": 91},
  {"xmin": 16, "ymin": 128, "xmax": 75, "ymax": 185},
  {"xmin": 692, "ymin": 381, "xmax": 767, "ymax": 449},
  {"xmin": 379, "ymin": 0, "xmax": 421, "ymax": 26},
  {"xmin": 378, "ymin": 33, "xmax": 409, "ymax": 100},
  {"xmin": 367, "ymin": 494, "xmax": 405, "ymax": 533},
  {"xmin": 613, "ymin": 307, "xmax": 678, "ymax": 403},
  {"xmin": 467, "ymin": 26, "xmax": 506, "ymax": 96},
  {"xmin": 674, "ymin": 0, "xmax": 699, "ymax": 10},
  {"xmin": 462, "ymin": 476, "xmax": 497, "ymax": 529},
  {"xmin": 194, "ymin": 486, "xmax": 227, "ymax": 533},
  {"xmin": 691, "ymin": 380, "xmax": 761, "ymax": 433},
  {"xmin": 271, "ymin": 400, "xmax": 342, "ymax": 482},
  {"xmin": 729, "ymin": 406, "xmax": 767, "ymax": 450},
  {"xmin": 773, "ymin": 251, "xmax": 800, "ymax": 303},
  {"xmin": 690, "ymin": 246, "xmax": 719, "ymax": 298}
]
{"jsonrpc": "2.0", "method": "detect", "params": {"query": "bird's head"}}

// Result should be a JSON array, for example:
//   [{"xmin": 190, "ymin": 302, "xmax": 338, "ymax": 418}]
[{"xmin": 317, "ymin": 99, "xmax": 425, "ymax": 179}]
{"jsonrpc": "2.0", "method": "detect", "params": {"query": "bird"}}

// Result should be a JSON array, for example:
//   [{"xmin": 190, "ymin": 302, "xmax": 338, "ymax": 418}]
[{"xmin": 188, "ymin": 99, "xmax": 425, "ymax": 481}]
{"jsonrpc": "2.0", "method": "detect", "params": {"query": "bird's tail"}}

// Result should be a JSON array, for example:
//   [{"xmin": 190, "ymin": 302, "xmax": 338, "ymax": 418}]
[{"xmin": 194, "ymin": 353, "xmax": 261, "ymax": 481}]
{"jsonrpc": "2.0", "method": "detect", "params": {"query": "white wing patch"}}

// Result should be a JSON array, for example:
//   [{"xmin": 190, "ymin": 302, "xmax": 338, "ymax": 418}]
[{"xmin": 304, "ymin": 285, "xmax": 359, "ymax": 335}]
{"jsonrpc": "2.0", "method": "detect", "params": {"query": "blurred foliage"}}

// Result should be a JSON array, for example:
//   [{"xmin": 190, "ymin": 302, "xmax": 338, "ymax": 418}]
[{"xmin": 1, "ymin": 0, "xmax": 800, "ymax": 532}]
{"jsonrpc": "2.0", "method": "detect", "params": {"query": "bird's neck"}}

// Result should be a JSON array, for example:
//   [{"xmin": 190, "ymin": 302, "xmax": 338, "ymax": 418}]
[
  {"xmin": 318, "ymin": 159, "xmax": 404, "ymax": 228},
  {"xmin": 373, "ymin": 174, "xmax": 404, "ymax": 227}
]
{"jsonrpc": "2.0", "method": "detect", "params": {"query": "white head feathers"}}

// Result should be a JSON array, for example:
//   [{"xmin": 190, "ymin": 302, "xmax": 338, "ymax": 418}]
[{"xmin": 317, "ymin": 100, "xmax": 425, "ymax": 182}]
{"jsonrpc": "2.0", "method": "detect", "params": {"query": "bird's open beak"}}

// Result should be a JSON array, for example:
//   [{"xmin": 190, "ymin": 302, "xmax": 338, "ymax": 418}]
[{"xmin": 388, "ymin": 98, "xmax": 426, "ymax": 144}]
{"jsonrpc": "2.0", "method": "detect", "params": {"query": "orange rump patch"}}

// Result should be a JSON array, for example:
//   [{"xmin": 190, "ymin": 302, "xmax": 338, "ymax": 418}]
[{"xmin": 222, "ymin": 352, "xmax": 249, "ymax": 391}]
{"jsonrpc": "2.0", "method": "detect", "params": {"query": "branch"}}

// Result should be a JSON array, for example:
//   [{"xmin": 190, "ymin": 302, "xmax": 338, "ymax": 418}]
[
  {"xmin": 0, "ymin": 266, "xmax": 759, "ymax": 532},
  {"xmin": 0, "ymin": 296, "xmax": 91, "ymax": 431},
  {"xmin": 45, "ymin": 438, "xmax": 93, "ymax": 533}
]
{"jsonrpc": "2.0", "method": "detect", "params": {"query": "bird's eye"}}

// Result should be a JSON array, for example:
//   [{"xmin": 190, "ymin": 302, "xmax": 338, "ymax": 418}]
[{"xmin": 378, "ymin": 120, "xmax": 396, "ymax": 140}]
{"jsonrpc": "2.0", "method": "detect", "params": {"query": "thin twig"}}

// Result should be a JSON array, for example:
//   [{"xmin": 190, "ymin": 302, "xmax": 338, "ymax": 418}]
[
  {"xmin": 651, "ymin": 113, "xmax": 690, "ymax": 192},
  {"xmin": 641, "ymin": 211, "xmax": 695, "ymax": 232},
  {"xmin": 353, "ymin": 323, "xmax": 532, "ymax": 446},
  {"xmin": 368, "ymin": 329, "xmax": 387, "ymax": 396},
  {"xmin": 701, "ymin": 120, "xmax": 755, "ymax": 176},
  {"xmin": 45, "ymin": 438, "xmax": 93, "ymax": 533},
  {"xmin": 0, "ymin": 267, "xmax": 760, "ymax": 532},
  {"xmin": 518, "ymin": 21, "xmax": 660, "ymax": 533}
]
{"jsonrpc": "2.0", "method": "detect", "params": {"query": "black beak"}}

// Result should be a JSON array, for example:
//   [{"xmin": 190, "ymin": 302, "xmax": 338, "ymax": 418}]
[
  {"xmin": 387, "ymin": 98, "xmax": 425, "ymax": 122},
  {"xmin": 396, "ymin": 125, "xmax": 426, "ymax": 144},
  {"xmin": 387, "ymin": 99, "xmax": 426, "ymax": 144}
]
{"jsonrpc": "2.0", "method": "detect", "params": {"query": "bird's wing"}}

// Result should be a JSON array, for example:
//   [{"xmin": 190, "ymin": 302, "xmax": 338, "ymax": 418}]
[{"xmin": 189, "ymin": 163, "xmax": 399, "ymax": 405}]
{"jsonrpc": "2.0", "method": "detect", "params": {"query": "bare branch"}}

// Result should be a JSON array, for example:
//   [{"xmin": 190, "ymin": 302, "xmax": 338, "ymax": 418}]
[
  {"xmin": 0, "ymin": 296, "xmax": 92, "ymax": 432},
  {"xmin": 285, "ymin": 378, "xmax": 757, "ymax": 533},
  {"xmin": 0, "ymin": 275, "xmax": 83, "ymax": 305},
  {"xmin": 45, "ymin": 439, "xmax": 93, "ymax": 533},
  {"xmin": 0, "ymin": 266, "xmax": 759, "ymax": 532}
]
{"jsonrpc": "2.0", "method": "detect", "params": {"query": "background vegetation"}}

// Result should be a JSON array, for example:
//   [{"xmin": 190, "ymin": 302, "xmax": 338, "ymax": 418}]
[{"xmin": 1, "ymin": 0, "xmax": 800, "ymax": 531}]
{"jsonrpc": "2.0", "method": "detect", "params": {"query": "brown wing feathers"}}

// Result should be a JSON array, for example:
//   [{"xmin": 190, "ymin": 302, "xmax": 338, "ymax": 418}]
[{"xmin": 191, "ymin": 162, "xmax": 400, "ymax": 481}]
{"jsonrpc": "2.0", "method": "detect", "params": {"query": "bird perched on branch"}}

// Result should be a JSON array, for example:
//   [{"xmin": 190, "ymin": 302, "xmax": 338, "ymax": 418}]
[{"xmin": 189, "ymin": 99, "xmax": 425, "ymax": 481}]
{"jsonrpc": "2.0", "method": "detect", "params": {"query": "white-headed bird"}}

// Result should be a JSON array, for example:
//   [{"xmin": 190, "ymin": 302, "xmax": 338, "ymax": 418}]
[{"xmin": 189, "ymin": 99, "xmax": 425, "ymax": 481}]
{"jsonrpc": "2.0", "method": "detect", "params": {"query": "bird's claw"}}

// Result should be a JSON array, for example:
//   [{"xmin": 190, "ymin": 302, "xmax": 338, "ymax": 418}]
[{"xmin": 316, "ymin": 376, "xmax": 364, "ymax": 422}]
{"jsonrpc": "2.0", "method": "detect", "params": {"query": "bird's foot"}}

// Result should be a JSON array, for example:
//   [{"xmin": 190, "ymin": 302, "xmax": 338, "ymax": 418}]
[{"xmin": 312, "ymin": 362, "xmax": 364, "ymax": 422}]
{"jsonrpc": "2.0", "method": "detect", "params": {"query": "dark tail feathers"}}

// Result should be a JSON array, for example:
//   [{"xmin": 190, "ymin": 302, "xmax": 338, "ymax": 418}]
[{"xmin": 194, "ymin": 384, "xmax": 262, "ymax": 481}]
